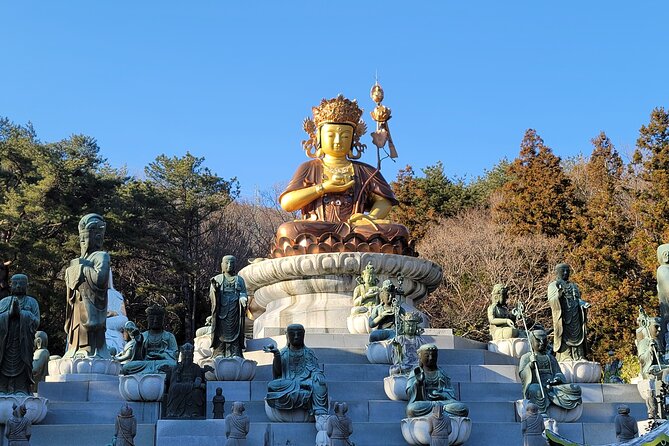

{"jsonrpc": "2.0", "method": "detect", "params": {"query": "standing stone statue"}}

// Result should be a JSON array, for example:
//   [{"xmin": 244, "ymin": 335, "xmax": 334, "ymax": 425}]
[
  {"xmin": 213, "ymin": 387, "xmax": 226, "ymax": 419},
  {"xmin": 225, "ymin": 401, "xmax": 250, "ymax": 445},
  {"xmin": 547, "ymin": 263, "xmax": 590, "ymax": 362},
  {"xmin": 32, "ymin": 331, "xmax": 49, "ymax": 390},
  {"xmin": 521, "ymin": 402, "xmax": 548, "ymax": 446},
  {"xmin": 406, "ymin": 344, "xmax": 469, "ymax": 418},
  {"xmin": 6, "ymin": 403, "xmax": 31, "ymax": 446},
  {"xmin": 326, "ymin": 402, "xmax": 353, "ymax": 446},
  {"xmin": 636, "ymin": 310, "xmax": 669, "ymax": 380},
  {"xmin": 110, "ymin": 404, "xmax": 137, "ymax": 446},
  {"xmin": 114, "ymin": 321, "xmax": 143, "ymax": 364},
  {"xmin": 120, "ymin": 305, "xmax": 177, "ymax": 375},
  {"xmin": 161, "ymin": 343, "xmax": 210, "ymax": 419},
  {"xmin": 614, "ymin": 405, "xmax": 638, "ymax": 442},
  {"xmin": 518, "ymin": 330, "xmax": 582, "ymax": 414},
  {"xmin": 488, "ymin": 284, "xmax": 525, "ymax": 340},
  {"xmin": 264, "ymin": 324, "xmax": 329, "ymax": 416},
  {"xmin": 351, "ymin": 262, "xmax": 380, "ymax": 312},
  {"xmin": 369, "ymin": 280, "xmax": 404, "ymax": 343},
  {"xmin": 210, "ymin": 255, "xmax": 248, "ymax": 358},
  {"xmin": 427, "ymin": 404, "xmax": 451, "ymax": 446},
  {"xmin": 656, "ymin": 244, "xmax": 669, "ymax": 350},
  {"xmin": 64, "ymin": 213, "xmax": 111, "ymax": 359},
  {"xmin": 390, "ymin": 311, "xmax": 426, "ymax": 375},
  {"xmin": 0, "ymin": 274, "xmax": 40, "ymax": 394}
]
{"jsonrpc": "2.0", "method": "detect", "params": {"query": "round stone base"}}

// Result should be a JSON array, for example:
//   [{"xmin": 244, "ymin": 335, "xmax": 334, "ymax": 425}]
[
  {"xmin": 366, "ymin": 340, "xmax": 393, "ymax": 364},
  {"xmin": 199, "ymin": 356, "xmax": 257, "ymax": 381},
  {"xmin": 346, "ymin": 311, "xmax": 371, "ymax": 334},
  {"xmin": 559, "ymin": 360, "xmax": 602, "ymax": 383},
  {"xmin": 48, "ymin": 357, "xmax": 120, "ymax": 376},
  {"xmin": 515, "ymin": 399, "xmax": 583, "ymax": 423},
  {"xmin": 384, "ymin": 374, "xmax": 408, "ymax": 401},
  {"xmin": 0, "ymin": 395, "xmax": 48, "ymax": 424},
  {"xmin": 118, "ymin": 373, "xmax": 165, "ymax": 401},
  {"xmin": 487, "ymin": 338, "xmax": 529, "ymax": 358},
  {"xmin": 401, "ymin": 415, "xmax": 472, "ymax": 446},
  {"xmin": 264, "ymin": 401, "xmax": 314, "ymax": 422}
]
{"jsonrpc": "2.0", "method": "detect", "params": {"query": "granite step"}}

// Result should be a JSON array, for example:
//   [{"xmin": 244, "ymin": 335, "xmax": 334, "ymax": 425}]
[{"xmin": 27, "ymin": 424, "xmax": 155, "ymax": 446}]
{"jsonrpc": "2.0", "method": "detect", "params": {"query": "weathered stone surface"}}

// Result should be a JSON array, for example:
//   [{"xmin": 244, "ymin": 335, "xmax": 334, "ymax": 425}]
[
  {"xmin": 0, "ymin": 395, "xmax": 48, "ymax": 424},
  {"xmin": 118, "ymin": 373, "xmax": 165, "ymax": 402},
  {"xmin": 400, "ymin": 415, "xmax": 471, "ymax": 446},
  {"xmin": 384, "ymin": 375, "xmax": 408, "ymax": 401},
  {"xmin": 264, "ymin": 401, "xmax": 313, "ymax": 422},
  {"xmin": 365, "ymin": 340, "xmax": 393, "ymax": 364},
  {"xmin": 516, "ymin": 399, "xmax": 583, "ymax": 423},
  {"xmin": 487, "ymin": 338, "xmax": 529, "ymax": 358},
  {"xmin": 48, "ymin": 357, "xmax": 120, "ymax": 376},
  {"xmin": 199, "ymin": 356, "xmax": 257, "ymax": 381},
  {"xmin": 559, "ymin": 360, "xmax": 602, "ymax": 384}
]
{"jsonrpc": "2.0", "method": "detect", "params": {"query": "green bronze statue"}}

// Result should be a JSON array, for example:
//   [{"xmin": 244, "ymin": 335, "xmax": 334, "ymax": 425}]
[
  {"xmin": 488, "ymin": 284, "xmax": 526, "ymax": 340},
  {"xmin": 351, "ymin": 262, "xmax": 380, "ymax": 311},
  {"xmin": 120, "ymin": 305, "xmax": 177, "ymax": 375},
  {"xmin": 209, "ymin": 255, "xmax": 248, "ymax": 358},
  {"xmin": 369, "ymin": 280, "xmax": 404, "ymax": 343}
]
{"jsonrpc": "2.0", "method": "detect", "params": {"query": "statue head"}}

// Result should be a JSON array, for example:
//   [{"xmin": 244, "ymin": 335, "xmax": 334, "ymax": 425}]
[
  {"xmin": 232, "ymin": 401, "xmax": 245, "ymax": 415},
  {"xmin": 491, "ymin": 284, "xmax": 508, "ymax": 305},
  {"xmin": 78, "ymin": 213, "xmax": 106, "ymax": 257},
  {"xmin": 334, "ymin": 401, "xmax": 348, "ymax": 416},
  {"xmin": 658, "ymin": 244, "xmax": 669, "ymax": 265},
  {"xmin": 402, "ymin": 311, "xmax": 423, "ymax": 337},
  {"xmin": 529, "ymin": 329, "xmax": 548, "ymax": 354},
  {"xmin": 215, "ymin": 387, "xmax": 223, "ymax": 396},
  {"xmin": 302, "ymin": 95, "xmax": 367, "ymax": 160},
  {"xmin": 123, "ymin": 321, "xmax": 139, "ymax": 341},
  {"xmin": 9, "ymin": 274, "xmax": 28, "ymax": 296},
  {"xmin": 221, "ymin": 255, "xmax": 236, "ymax": 274},
  {"xmin": 379, "ymin": 279, "xmax": 395, "ymax": 305},
  {"xmin": 417, "ymin": 343, "xmax": 439, "ymax": 369},
  {"xmin": 617, "ymin": 404, "xmax": 631, "ymax": 415},
  {"xmin": 34, "ymin": 331, "xmax": 48, "ymax": 350},
  {"xmin": 286, "ymin": 323, "xmax": 305, "ymax": 349},
  {"xmin": 526, "ymin": 402, "xmax": 539, "ymax": 415},
  {"xmin": 180, "ymin": 343, "xmax": 194, "ymax": 364},
  {"xmin": 119, "ymin": 404, "xmax": 133, "ymax": 417},
  {"xmin": 146, "ymin": 304, "xmax": 166, "ymax": 331},
  {"xmin": 360, "ymin": 262, "xmax": 378, "ymax": 287},
  {"xmin": 555, "ymin": 263, "xmax": 571, "ymax": 281}
]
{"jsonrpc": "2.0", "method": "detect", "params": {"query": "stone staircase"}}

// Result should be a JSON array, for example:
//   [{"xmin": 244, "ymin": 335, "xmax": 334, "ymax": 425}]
[{"xmin": 29, "ymin": 330, "xmax": 645, "ymax": 446}]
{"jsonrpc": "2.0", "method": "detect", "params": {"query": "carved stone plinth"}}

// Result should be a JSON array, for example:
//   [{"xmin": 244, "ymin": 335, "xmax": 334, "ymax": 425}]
[
  {"xmin": 199, "ymin": 356, "xmax": 257, "ymax": 381},
  {"xmin": 240, "ymin": 253, "xmax": 442, "ymax": 337},
  {"xmin": 515, "ymin": 399, "xmax": 583, "ymax": 423},
  {"xmin": 0, "ymin": 395, "xmax": 48, "ymax": 424},
  {"xmin": 346, "ymin": 311, "xmax": 371, "ymax": 334},
  {"xmin": 48, "ymin": 357, "xmax": 120, "ymax": 377},
  {"xmin": 487, "ymin": 338, "xmax": 529, "ymax": 359},
  {"xmin": 264, "ymin": 401, "xmax": 314, "ymax": 422},
  {"xmin": 384, "ymin": 374, "xmax": 408, "ymax": 401},
  {"xmin": 400, "ymin": 415, "xmax": 472, "ymax": 446},
  {"xmin": 366, "ymin": 340, "xmax": 393, "ymax": 364},
  {"xmin": 119, "ymin": 373, "xmax": 165, "ymax": 402},
  {"xmin": 315, "ymin": 414, "xmax": 329, "ymax": 446},
  {"xmin": 559, "ymin": 360, "xmax": 602, "ymax": 383}
]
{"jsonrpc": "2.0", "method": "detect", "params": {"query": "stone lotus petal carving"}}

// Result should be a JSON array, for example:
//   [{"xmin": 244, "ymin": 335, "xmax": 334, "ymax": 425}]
[
  {"xmin": 515, "ymin": 399, "xmax": 583, "ymax": 423},
  {"xmin": 487, "ymin": 338, "xmax": 529, "ymax": 358},
  {"xmin": 118, "ymin": 373, "xmax": 165, "ymax": 401},
  {"xmin": 264, "ymin": 401, "xmax": 314, "ymax": 422},
  {"xmin": 0, "ymin": 396, "xmax": 48, "ymax": 424},
  {"xmin": 199, "ymin": 356, "xmax": 258, "ymax": 381},
  {"xmin": 48, "ymin": 357, "xmax": 121, "ymax": 376},
  {"xmin": 384, "ymin": 374, "xmax": 408, "ymax": 401},
  {"xmin": 365, "ymin": 340, "xmax": 393, "ymax": 364},
  {"xmin": 347, "ymin": 312, "xmax": 371, "ymax": 334},
  {"xmin": 558, "ymin": 360, "xmax": 602, "ymax": 383},
  {"xmin": 401, "ymin": 415, "xmax": 472, "ymax": 446}
]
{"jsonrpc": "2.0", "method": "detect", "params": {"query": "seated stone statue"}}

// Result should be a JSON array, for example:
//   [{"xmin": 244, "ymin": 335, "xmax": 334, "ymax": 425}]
[
  {"xmin": 488, "ymin": 284, "xmax": 526, "ymax": 340},
  {"xmin": 272, "ymin": 95, "xmax": 412, "ymax": 257},
  {"xmin": 390, "ymin": 311, "xmax": 426, "ymax": 375},
  {"xmin": 120, "ymin": 305, "xmax": 177, "ymax": 375},
  {"xmin": 518, "ymin": 330, "xmax": 582, "ymax": 414},
  {"xmin": 351, "ymin": 263, "xmax": 380, "ymax": 314},
  {"xmin": 636, "ymin": 309, "xmax": 669, "ymax": 380},
  {"xmin": 0, "ymin": 274, "xmax": 40, "ymax": 395},
  {"xmin": 106, "ymin": 269, "xmax": 129, "ymax": 355},
  {"xmin": 32, "ymin": 331, "xmax": 49, "ymax": 390},
  {"xmin": 114, "ymin": 321, "xmax": 143, "ymax": 364},
  {"xmin": 161, "ymin": 343, "xmax": 211, "ymax": 419},
  {"xmin": 406, "ymin": 344, "xmax": 469, "ymax": 418},
  {"xmin": 369, "ymin": 280, "xmax": 404, "ymax": 343},
  {"xmin": 264, "ymin": 324, "xmax": 328, "ymax": 416},
  {"xmin": 195, "ymin": 316, "xmax": 213, "ymax": 338}
]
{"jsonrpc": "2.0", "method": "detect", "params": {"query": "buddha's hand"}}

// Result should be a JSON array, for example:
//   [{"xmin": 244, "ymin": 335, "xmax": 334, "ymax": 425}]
[
  {"xmin": 263, "ymin": 345, "xmax": 279, "ymax": 355},
  {"xmin": 321, "ymin": 178, "xmax": 355, "ymax": 194},
  {"xmin": 348, "ymin": 213, "xmax": 380, "ymax": 227},
  {"xmin": 507, "ymin": 319, "xmax": 516, "ymax": 328},
  {"xmin": 414, "ymin": 366, "xmax": 424, "ymax": 384}
]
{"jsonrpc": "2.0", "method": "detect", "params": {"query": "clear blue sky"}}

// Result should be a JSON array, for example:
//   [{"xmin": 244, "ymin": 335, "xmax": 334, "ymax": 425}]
[{"xmin": 2, "ymin": 2, "xmax": 668, "ymax": 198}]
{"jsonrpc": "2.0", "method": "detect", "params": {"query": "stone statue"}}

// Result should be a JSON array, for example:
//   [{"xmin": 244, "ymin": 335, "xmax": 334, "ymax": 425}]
[
  {"xmin": 264, "ymin": 324, "xmax": 329, "ymax": 416},
  {"xmin": 369, "ymin": 280, "xmax": 404, "ymax": 343},
  {"xmin": 0, "ymin": 260, "xmax": 11, "ymax": 299},
  {"xmin": 614, "ymin": 405, "xmax": 638, "ymax": 442},
  {"xmin": 272, "ymin": 95, "xmax": 412, "ymax": 257},
  {"xmin": 636, "ymin": 310, "xmax": 669, "ymax": 380},
  {"xmin": 120, "ymin": 305, "xmax": 178, "ymax": 375},
  {"xmin": 0, "ymin": 274, "xmax": 40, "ymax": 394},
  {"xmin": 657, "ymin": 244, "xmax": 669, "ymax": 350},
  {"xmin": 161, "ymin": 343, "xmax": 210, "ymax": 419},
  {"xmin": 603, "ymin": 351, "xmax": 623, "ymax": 383},
  {"xmin": 6, "ymin": 403, "xmax": 31, "ymax": 446},
  {"xmin": 225, "ymin": 401, "xmax": 250, "ymax": 445},
  {"xmin": 32, "ymin": 331, "xmax": 49, "ymax": 390},
  {"xmin": 521, "ymin": 402, "xmax": 548, "ymax": 446},
  {"xmin": 326, "ymin": 402, "xmax": 353, "ymax": 446},
  {"xmin": 390, "ymin": 311, "xmax": 426, "ymax": 375},
  {"xmin": 209, "ymin": 255, "xmax": 248, "ymax": 358},
  {"xmin": 351, "ymin": 263, "xmax": 380, "ymax": 312},
  {"xmin": 111, "ymin": 404, "xmax": 137, "ymax": 446},
  {"xmin": 106, "ymin": 269, "xmax": 129, "ymax": 355},
  {"xmin": 114, "ymin": 321, "xmax": 143, "ymax": 364},
  {"xmin": 488, "ymin": 284, "xmax": 525, "ymax": 340},
  {"xmin": 406, "ymin": 344, "xmax": 469, "ymax": 418},
  {"xmin": 547, "ymin": 263, "xmax": 590, "ymax": 362},
  {"xmin": 195, "ymin": 316, "xmax": 213, "ymax": 337},
  {"xmin": 213, "ymin": 387, "xmax": 226, "ymax": 419},
  {"xmin": 518, "ymin": 330, "xmax": 582, "ymax": 414},
  {"xmin": 427, "ymin": 405, "xmax": 451, "ymax": 446},
  {"xmin": 64, "ymin": 213, "xmax": 111, "ymax": 359}
]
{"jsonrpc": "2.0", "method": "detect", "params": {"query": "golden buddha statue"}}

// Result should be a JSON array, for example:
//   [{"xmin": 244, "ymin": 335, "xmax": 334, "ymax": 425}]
[{"xmin": 272, "ymin": 94, "xmax": 413, "ymax": 257}]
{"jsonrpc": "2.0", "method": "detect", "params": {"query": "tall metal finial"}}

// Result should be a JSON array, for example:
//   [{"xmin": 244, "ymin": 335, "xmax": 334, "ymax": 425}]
[{"xmin": 369, "ymin": 80, "xmax": 397, "ymax": 161}]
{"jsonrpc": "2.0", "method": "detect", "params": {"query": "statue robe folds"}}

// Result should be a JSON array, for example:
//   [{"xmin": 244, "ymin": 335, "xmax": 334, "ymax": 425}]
[
  {"xmin": 406, "ymin": 369, "xmax": 469, "ymax": 418},
  {"xmin": 5, "ymin": 413, "xmax": 31, "ymax": 445},
  {"xmin": 0, "ymin": 296, "xmax": 40, "ymax": 394},
  {"xmin": 121, "ymin": 331, "xmax": 177, "ymax": 375},
  {"xmin": 266, "ymin": 346, "xmax": 328, "ymax": 416},
  {"xmin": 428, "ymin": 414, "xmax": 451, "ymax": 446},
  {"xmin": 518, "ymin": 351, "xmax": 582, "ymax": 414},
  {"xmin": 210, "ymin": 274, "xmax": 247, "ymax": 358},
  {"xmin": 326, "ymin": 414, "xmax": 353, "ymax": 446},
  {"xmin": 548, "ymin": 279, "xmax": 587, "ymax": 362},
  {"xmin": 114, "ymin": 413, "xmax": 137, "ymax": 446},
  {"xmin": 164, "ymin": 362, "xmax": 207, "ymax": 419},
  {"xmin": 224, "ymin": 413, "xmax": 250, "ymax": 445},
  {"xmin": 64, "ymin": 250, "xmax": 110, "ymax": 358},
  {"xmin": 521, "ymin": 413, "xmax": 548, "ymax": 446}
]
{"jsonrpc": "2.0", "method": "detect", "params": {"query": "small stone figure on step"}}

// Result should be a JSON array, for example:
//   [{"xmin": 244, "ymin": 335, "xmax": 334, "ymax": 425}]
[
  {"xmin": 326, "ymin": 402, "xmax": 353, "ymax": 446},
  {"xmin": 6, "ymin": 403, "xmax": 31, "ymax": 446},
  {"xmin": 225, "ymin": 401, "xmax": 249, "ymax": 445},
  {"xmin": 213, "ymin": 387, "xmax": 226, "ymax": 419},
  {"xmin": 615, "ymin": 404, "xmax": 638, "ymax": 442},
  {"xmin": 427, "ymin": 405, "xmax": 451, "ymax": 446},
  {"xmin": 521, "ymin": 403, "xmax": 548, "ymax": 446},
  {"xmin": 32, "ymin": 331, "xmax": 49, "ymax": 390}
]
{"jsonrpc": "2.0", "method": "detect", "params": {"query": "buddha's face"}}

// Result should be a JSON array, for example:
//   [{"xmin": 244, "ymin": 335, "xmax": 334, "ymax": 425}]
[
  {"xmin": 80, "ymin": 230, "xmax": 104, "ymax": 256},
  {"xmin": 10, "ymin": 276, "xmax": 27, "ymax": 296},
  {"xmin": 222, "ymin": 256, "xmax": 236, "ymax": 274},
  {"xmin": 148, "ymin": 314, "xmax": 165, "ymax": 331},
  {"xmin": 287, "ymin": 328, "xmax": 305, "ymax": 348},
  {"xmin": 556, "ymin": 265, "xmax": 570, "ymax": 281},
  {"xmin": 319, "ymin": 123, "xmax": 354, "ymax": 158},
  {"xmin": 405, "ymin": 321, "xmax": 419, "ymax": 336},
  {"xmin": 419, "ymin": 348, "xmax": 438, "ymax": 368}
]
